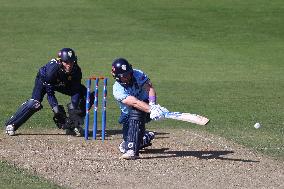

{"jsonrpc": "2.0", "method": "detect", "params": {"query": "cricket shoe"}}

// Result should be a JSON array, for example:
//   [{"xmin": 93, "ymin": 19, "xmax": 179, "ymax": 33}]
[
  {"xmin": 5, "ymin": 125, "xmax": 16, "ymax": 136},
  {"xmin": 120, "ymin": 150, "xmax": 139, "ymax": 160},
  {"xmin": 119, "ymin": 132, "xmax": 155, "ymax": 153},
  {"xmin": 119, "ymin": 141, "xmax": 152, "ymax": 153},
  {"xmin": 147, "ymin": 131, "xmax": 155, "ymax": 140},
  {"xmin": 119, "ymin": 141, "xmax": 127, "ymax": 154},
  {"xmin": 140, "ymin": 131, "xmax": 155, "ymax": 149},
  {"xmin": 65, "ymin": 127, "xmax": 83, "ymax": 137}
]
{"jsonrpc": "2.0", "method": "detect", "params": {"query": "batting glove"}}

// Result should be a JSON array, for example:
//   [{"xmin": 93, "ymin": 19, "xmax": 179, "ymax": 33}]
[{"xmin": 150, "ymin": 104, "xmax": 165, "ymax": 120}]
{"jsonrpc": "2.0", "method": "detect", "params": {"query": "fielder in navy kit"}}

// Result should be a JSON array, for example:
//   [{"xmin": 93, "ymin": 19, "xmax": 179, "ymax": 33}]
[
  {"xmin": 111, "ymin": 58, "xmax": 169, "ymax": 160},
  {"xmin": 5, "ymin": 48, "xmax": 87, "ymax": 136}
]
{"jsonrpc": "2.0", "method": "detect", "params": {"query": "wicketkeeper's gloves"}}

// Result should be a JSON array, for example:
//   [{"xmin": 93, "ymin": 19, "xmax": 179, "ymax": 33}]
[
  {"xmin": 65, "ymin": 103, "xmax": 84, "ymax": 129},
  {"xmin": 52, "ymin": 105, "xmax": 67, "ymax": 129}
]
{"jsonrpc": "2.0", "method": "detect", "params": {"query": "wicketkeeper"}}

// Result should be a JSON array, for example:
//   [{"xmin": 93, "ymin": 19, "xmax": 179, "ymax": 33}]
[
  {"xmin": 5, "ymin": 48, "xmax": 89, "ymax": 136},
  {"xmin": 111, "ymin": 58, "xmax": 169, "ymax": 160}
]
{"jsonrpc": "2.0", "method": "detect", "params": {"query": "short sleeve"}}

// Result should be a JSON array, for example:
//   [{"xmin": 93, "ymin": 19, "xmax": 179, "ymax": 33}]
[{"xmin": 113, "ymin": 82, "xmax": 129, "ymax": 102}]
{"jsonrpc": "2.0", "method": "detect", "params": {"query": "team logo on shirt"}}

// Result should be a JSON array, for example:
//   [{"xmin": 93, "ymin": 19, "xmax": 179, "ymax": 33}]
[{"xmin": 68, "ymin": 76, "xmax": 72, "ymax": 80}]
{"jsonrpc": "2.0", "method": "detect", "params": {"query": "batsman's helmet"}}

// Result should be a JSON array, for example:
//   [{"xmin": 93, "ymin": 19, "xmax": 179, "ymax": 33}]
[
  {"xmin": 58, "ymin": 48, "xmax": 77, "ymax": 64},
  {"xmin": 111, "ymin": 58, "xmax": 133, "ymax": 85}
]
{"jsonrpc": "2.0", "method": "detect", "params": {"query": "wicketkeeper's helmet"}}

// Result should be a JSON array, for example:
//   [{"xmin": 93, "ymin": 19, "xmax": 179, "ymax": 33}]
[
  {"xmin": 111, "ymin": 58, "xmax": 133, "ymax": 85},
  {"xmin": 58, "ymin": 48, "xmax": 77, "ymax": 64}
]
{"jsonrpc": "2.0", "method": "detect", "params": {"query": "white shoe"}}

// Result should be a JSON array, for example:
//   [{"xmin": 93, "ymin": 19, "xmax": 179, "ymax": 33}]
[
  {"xmin": 5, "ymin": 125, "xmax": 15, "ymax": 136},
  {"xmin": 140, "ymin": 131, "xmax": 155, "ymax": 149},
  {"xmin": 65, "ymin": 127, "xmax": 83, "ymax": 137},
  {"xmin": 119, "ymin": 141, "xmax": 126, "ymax": 154},
  {"xmin": 119, "ymin": 132, "xmax": 155, "ymax": 153},
  {"xmin": 74, "ymin": 127, "xmax": 83, "ymax": 137},
  {"xmin": 148, "ymin": 131, "xmax": 155, "ymax": 140},
  {"xmin": 120, "ymin": 150, "xmax": 138, "ymax": 160}
]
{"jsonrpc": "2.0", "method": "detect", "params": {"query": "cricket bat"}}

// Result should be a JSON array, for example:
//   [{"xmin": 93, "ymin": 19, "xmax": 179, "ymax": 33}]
[{"xmin": 164, "ymin": 112, "xmax": 209, "ymax": 125}]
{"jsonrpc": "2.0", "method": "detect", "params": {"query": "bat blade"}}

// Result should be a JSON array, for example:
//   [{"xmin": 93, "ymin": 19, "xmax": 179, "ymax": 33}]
[{"xmin": 165, "ymin": 112, "xmax": 209, "ymax": 125}]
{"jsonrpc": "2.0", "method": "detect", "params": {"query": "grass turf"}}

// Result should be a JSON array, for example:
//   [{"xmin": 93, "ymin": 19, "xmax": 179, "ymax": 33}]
[{"xmin": 0, "ymin": 161, "xmax": 63, "ymax": 189}]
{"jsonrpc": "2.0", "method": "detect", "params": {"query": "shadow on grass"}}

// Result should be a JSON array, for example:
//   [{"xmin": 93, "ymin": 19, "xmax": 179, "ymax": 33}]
[{"xmin": 141, "ymin": 148, "xmax": 259, "ymax": 162}]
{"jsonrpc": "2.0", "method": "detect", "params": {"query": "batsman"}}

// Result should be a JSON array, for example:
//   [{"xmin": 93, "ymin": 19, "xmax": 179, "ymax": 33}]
[
  {"xmin": 5, "ymin": 48, "xmax": 88, "ymax": 136},
  {"xmin": 111, "ymin": 58, "xmax": 169, "ymax": 160}
]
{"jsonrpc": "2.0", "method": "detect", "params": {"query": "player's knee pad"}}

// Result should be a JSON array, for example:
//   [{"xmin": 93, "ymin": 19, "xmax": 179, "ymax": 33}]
[
  {"xmin": 5, "ymin": 99, "xmax": 42, "ymax": 131},
  {"xmin": 126, "ymin": 109, "xmax": 146, "ymax": 154},
  {"xmin": 129, "ymin": 108, "xmax": 146, "ymax": 137},
  {"xmin": 126, "ymin": 119, "xmax": 140, "ymax": 153},
  {"xmin": 118, "ymin": 113, "xmax": 130, "ymax": 141},
  {"xmin": 129, "ymin": 109, "xmax": 146, "ymax": 123}
]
